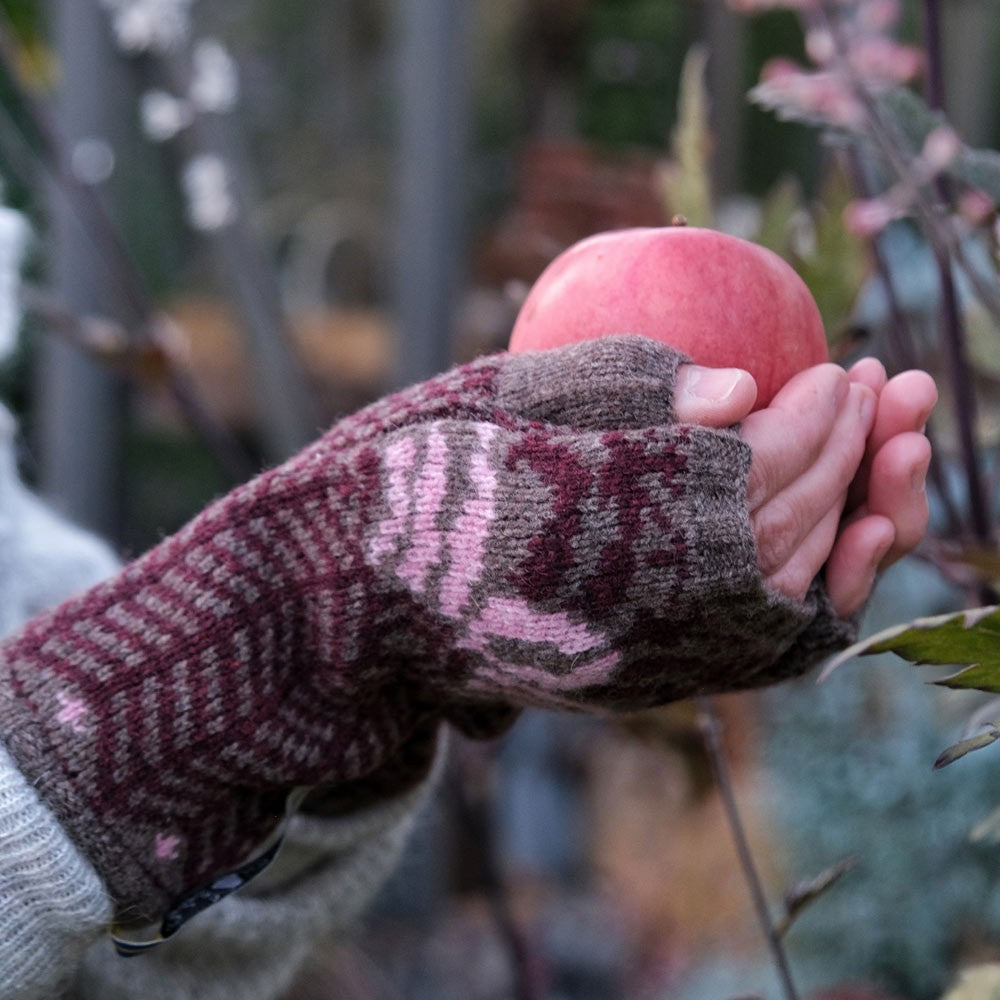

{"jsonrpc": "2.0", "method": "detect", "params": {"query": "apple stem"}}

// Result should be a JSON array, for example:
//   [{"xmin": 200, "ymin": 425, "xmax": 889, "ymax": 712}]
[
  {"xmin": 697, "ymin": 697, "xmax": 801, "ymax": 1000},
  {"xmin": 670, "ymin": 214, "xmax": 689, "ymax": 227}
]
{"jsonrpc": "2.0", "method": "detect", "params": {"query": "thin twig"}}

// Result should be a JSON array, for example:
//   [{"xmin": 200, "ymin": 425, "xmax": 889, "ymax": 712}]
[
  {"xmin": 918, "ymin": 0, "xmax": 992, "ymax": 546},
  {"xmin": 0, "ymin": 14, "xmax": 259, "ymax": 485},
  {"xmin": 696, "ymin": 698, "xmax": 800, "ymax": 1000},
  {"xmin": 811, "ymin": 0, "xmax": 993, "ymax": 545},
  {"xmin": 450, "ymin": 746, "xmax": 546, "ymax": 1000},
  {"xmin": 843, "ymin": 148, "xmax": 964, "ymax": 539},
  {"xmin": 21, "ymin": 285, "xmax": 256, "ymax": 484}
]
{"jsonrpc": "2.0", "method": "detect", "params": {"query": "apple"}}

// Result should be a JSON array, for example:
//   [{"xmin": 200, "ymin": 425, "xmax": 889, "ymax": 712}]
[{"xmin": 508, "ymin": 224, "xmax": 829, "ymax": 410}]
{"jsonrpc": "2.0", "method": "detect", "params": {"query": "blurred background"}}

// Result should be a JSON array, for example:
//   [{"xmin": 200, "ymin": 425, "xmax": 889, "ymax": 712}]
[{"xmin": 2, "ymin": 1, "xmax": 1000, "ymax": 997}]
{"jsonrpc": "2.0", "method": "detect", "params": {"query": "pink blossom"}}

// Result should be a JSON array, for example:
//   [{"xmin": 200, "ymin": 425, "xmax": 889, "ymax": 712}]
[
  {"xmin": 857, "ymin": 0, "xmax": 903, "ymax": 32},
  {"xmin": 848, "ymin": 37, "xmax": 924, "ymax": 85},
  {"xmin": 958, "ymin": 189, "xmax": 996, "ymax": 226},
  {"xmin": 805, "ymin": 28, "xmax": 837, "ymax": 66},
  {"xmin": 921, "ymin": 125, "xmax": 961, "ymax": 172},
  {"xmin": 755, "ymin": 60, "xmax": 865, "ymax": 129},
  {"xmin": 844, "ymin": 197, "xmax": 899, "ymax": 236},
  {"xmin": 728, "ymin": 0, "xmax": 817, "ymax": 11}
]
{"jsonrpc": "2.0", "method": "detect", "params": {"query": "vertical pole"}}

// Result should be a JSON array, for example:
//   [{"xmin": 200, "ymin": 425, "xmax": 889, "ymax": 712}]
[
  {"xmin": 38, "ymin": 0, "xmax": 129, "ymax": 541},
  {"xmin": 392, "ymin": 0, "xmax": 471, "ymax": 386}
]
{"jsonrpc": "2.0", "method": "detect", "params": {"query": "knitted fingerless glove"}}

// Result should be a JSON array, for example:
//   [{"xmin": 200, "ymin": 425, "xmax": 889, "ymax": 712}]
[{"xmin": 0, "ymin": 336, "xmax": 853, "ymax": 928}]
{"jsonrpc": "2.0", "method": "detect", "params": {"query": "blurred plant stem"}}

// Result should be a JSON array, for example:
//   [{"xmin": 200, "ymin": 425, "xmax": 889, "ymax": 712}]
[
  {"xmin": 124, "ymin": 38, "xmax": 321, "ymax": 463},
  {"xmin": 697, "ymin": 697, "xmax": 800, "ymax": 1000},
  {"xmin": 803, "ymin": 0, "xmax": 995, "ymax": 554},
  {"xmin": 0, "ymin": 13, "xmax": 256, "ymax": 493},
  {"xmin": 21, "ymin": 285, "xmax": 256, "ymax": 484},
  {"xmin": 843, "ymin": 146, "xmax": 964, "ymax": 540},
  {"xmin": 451, "ymin": 747, "xmax": 547, "ymax": 1000},
  {"xmin": 918, "ymin": 0, "xmax": 992, "ymax": 547}
]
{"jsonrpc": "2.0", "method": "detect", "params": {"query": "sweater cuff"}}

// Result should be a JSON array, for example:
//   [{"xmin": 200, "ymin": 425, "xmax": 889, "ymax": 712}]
[
  {"xmin": 0, "ymin": 739, "xmax": 112, "ymax": 998},
  {"xmin": 72, "ymin": 735, "xmax": 447, "ymax": 1000}
]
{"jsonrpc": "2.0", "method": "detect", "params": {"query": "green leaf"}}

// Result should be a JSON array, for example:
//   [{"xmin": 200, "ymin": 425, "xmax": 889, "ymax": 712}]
[
  {"xmin": 877, "ymin": 88, "xmax": 1000, "ymax": 205},
  {"xmin": 754, "ymin": 176, "xmax": 804, "ymax": 260},
  {"xmin": 934, "ymin": 726, "xmax": 1000, "ymax": 770},
  {"xmin": 819, "ymin": 605, "xmax": 1000, "ymax": 686},
  {"xmin": 659, "ymin": 45, "xmax": 714, "ymax": 228},
  {"xmin": 795, "ymin": 167, "xmax": 869, "ymax": 341},
  {"xmin": 952, "ymin": 147, "xmax": 1000, "ymax": 203},
  {"xmin": 876, "ymin": 87, "xmax": 944, "ymax": 156}
]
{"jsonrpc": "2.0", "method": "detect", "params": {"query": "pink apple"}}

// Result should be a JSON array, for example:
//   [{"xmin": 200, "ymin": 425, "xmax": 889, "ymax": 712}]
[{"xmin": 508, "ymin": 225, "xmax": 829, "ymax": 410}]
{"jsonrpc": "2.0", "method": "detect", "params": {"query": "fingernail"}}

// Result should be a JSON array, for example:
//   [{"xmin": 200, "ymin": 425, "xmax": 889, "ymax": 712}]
[
  {"xmin": 684, "ymin": 367, "xmax": 746, "ymax": 401},
  {"xmin": 858, "ymin": 386, "xmax": 876, "ymax": 426},
  {"xmin": 911, "ymin": 458, "xmax": 930, "ymax": 493}
]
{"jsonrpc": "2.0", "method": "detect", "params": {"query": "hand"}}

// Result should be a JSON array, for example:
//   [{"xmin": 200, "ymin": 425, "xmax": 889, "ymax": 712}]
[
  {"xmin": 675, "ymin": 359, "xmax": 936, "ymax": 618},
  {"xmin": 829, "ymin": 358, "xmax": 937, "ymax": 614}
]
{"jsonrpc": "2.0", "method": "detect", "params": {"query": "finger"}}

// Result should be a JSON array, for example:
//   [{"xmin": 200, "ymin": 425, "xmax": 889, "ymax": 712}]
[
  {"xmin": 743, "ymin": 364, "xmax": 850, "ymax": 510},
  {"xmin": 674, "ymin": 365, "xmax": 758, "ymax": 427},
  {"xmin": 751, "ymin": 382, "xmax": 876, "ymax": 575},
  {"xmin": 866, "ymin": 370, "xmax": 938, "ymax": 456},
  {"xmin": 866, "ymin": 431, "xmax": 932, "ymax": 565},
  {"xmin": 764, "ymin": 497, "xmax": 846, "ymax": 603},
  {"xmin": 825, "ymin": 514, "xmax": 896, "ymax": 617},
  {"xmin": 848, "ymin": 370, "xmax": 937, "ymax": 510},
  {"xmin": 847, "ymin": 356, "xmax": 888, "ymax": 395}
]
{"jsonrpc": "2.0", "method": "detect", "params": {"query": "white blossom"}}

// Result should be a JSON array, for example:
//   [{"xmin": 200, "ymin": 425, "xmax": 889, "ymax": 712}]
[
  {"xmin": 182, "ymin": 154, "xmax": 236, "ymax": 231},
  {"xmin": 0, "ymin": 207, "xmax": 27, "ymax": 360},
  {"xmin": 190, "ymin": 39, "xmax": 239, "ymax": 113},
  {"xmin": 99, "ymin": 0, "xmax": 193, "ymax": 55},
  {"xmin": 140, "ymin": 90, "xmax": 193, "ymax": 142},
  {"xmin": 70, "ymin": 138, "xmax": 116, "ymax": 185}
]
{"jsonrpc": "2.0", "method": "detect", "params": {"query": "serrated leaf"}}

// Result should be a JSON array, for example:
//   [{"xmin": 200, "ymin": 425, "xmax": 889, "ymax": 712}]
[
  {"xmin": 876, "ymin": 87, "xmax": 944, "ymax": 156},
  {"xmin": 877, "ymin": 88, "xmax": 1000, "ymax": 206},
  {"xmin": 934, "ymin": 726, "xmax": 1000, "ymax": 770},
  {"xmin": 818, "ymin": 605, "xmax": 1000, "ymax": 684}
]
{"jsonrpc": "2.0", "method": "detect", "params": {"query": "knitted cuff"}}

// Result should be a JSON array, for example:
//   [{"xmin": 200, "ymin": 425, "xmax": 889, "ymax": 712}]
[
  {"xmin": 72, "ymin": 738, "xmax": 445, "ymax": 1000},
  {"xmin": 0, "ymin": 740, "xmax": 112, "ymax": 999}
]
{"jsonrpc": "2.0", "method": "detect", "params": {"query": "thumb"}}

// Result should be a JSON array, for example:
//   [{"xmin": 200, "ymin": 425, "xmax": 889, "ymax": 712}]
[{"xmin": 674, "ymin": 365, "xmax": 757, "ymax": 427}]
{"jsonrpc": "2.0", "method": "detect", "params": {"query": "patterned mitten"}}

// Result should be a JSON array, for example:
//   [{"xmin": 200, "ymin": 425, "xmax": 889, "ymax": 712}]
[{"xmin": 0, "ymin": 336, "xmax": 853, "ymax": 933}]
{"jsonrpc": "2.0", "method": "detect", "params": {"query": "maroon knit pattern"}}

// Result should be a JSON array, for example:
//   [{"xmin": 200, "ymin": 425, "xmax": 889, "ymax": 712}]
[{"xmin": 0, "ymin": 337, "xmax": 854, "ymax": 924}]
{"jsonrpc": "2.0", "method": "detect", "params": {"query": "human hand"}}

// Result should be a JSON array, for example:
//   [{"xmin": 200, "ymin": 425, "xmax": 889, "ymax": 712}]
[
  {"xmin": 830, "ymin": 358, "xmax": 936, "ymax": 614},
  {"xmin": 674, "ymin": 359, "xmax": 936, "ymax": 618}
]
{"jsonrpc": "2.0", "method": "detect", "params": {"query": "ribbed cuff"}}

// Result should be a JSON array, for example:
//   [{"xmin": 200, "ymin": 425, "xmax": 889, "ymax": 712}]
[
  {"xmin": 73, "ymin": 734, "xmax": 448, "ymax": 1000},
  {"xmin": 0, "ymin": 740, "xmax": 112, "ymax": 998}
]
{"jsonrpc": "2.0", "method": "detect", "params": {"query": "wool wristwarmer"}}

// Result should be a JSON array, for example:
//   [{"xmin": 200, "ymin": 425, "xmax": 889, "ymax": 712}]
[{"xmin": 0, "ymin": 336, "xmax": 853, "ymax": 931}]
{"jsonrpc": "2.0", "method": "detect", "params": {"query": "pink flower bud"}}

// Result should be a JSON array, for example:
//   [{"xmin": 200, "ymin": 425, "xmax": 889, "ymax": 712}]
[
  {"xmin": 849, "ymin": 38, "xmax": 924, "ymax": 84},
  {"xmin": 857, "ymin": 0, "xmax": 902, "ymax": 32},
  {"xmin": 921, "ymin": 125, "xmax": 961, "ymax": 171},
  {"xmin": 805, "ymin": 28, "xmax": 836, "ymax": 66},
  {"xmin": 959, "ymin": 189, "xmax": 996, "ymax": 226},
  {"xmin": 844, "ymin": 197, "xmax": 899, "ymax": 236}
]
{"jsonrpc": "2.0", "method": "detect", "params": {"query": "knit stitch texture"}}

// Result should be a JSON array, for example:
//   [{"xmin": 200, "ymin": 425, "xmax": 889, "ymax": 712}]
[
  {"xmin": 0, "ymin": 742, "xmax": 112, "ymax": 999},
  {"xmin": 0, "ymin": 337, "xmax": 854, "ymax": 926}
]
